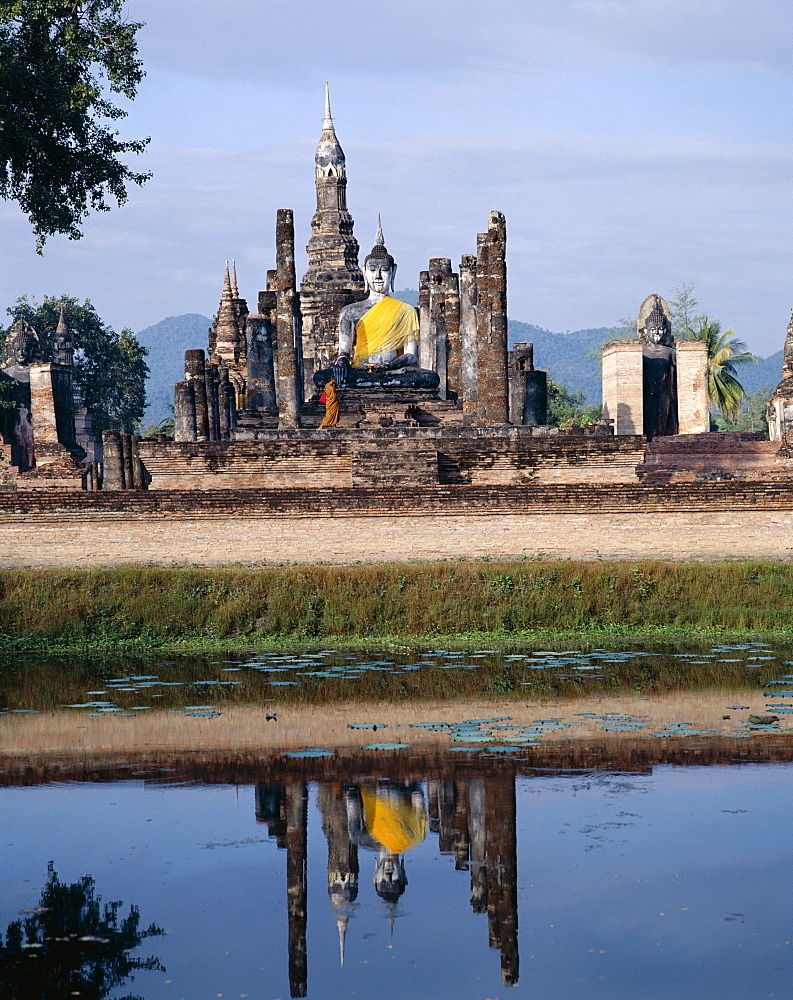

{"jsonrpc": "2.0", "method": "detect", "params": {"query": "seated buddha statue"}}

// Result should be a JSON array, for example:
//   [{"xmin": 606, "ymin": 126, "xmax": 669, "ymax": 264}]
[{"xmin": 313, "ymin": 219, "xmax": 440, "ymax": 391}]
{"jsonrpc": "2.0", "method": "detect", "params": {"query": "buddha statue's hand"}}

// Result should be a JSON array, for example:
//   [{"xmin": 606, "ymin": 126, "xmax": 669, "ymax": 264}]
[
  {"xmin": 332, "ymin": 355, "xmax": 350, "ymax": 388},
  {"xmin": 370, "ymin": 353, "xmax": 412, "ymax": 372}
]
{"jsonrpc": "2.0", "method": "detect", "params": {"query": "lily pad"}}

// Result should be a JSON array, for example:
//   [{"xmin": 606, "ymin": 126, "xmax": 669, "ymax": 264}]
[{"xmin": 361, "ymin": 742, "xmax": 410, "ymax": 751}]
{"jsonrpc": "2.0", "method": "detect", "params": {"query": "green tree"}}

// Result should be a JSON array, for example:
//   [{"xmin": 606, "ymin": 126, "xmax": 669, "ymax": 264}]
[
  {"xmin": 0, "ymin": 1, "xmax": 150, "ymax": 249},
  {"xmin": 0, "ymin": 862, "xmax": 164, "ymax": 1000},
  {"xmin": 669, "ymin": 280, "xmax": 700, "ymax": 339},
  {"xmin": 679, "ymin": 316, "xmax": 757, "ymax": 419},
  {"xmin": 2, "ymin": 295, "xmax": 149, "ymax": 433},
  {"xmin": 711, "ymin": 384, "xmax": 772, "ymax": 436},
  {"xmin": 547, "ymin": 376, "xmax": 602, "ymax": 427}
]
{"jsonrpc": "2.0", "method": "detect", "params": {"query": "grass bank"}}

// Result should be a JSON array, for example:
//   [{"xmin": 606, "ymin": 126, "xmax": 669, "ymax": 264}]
[{"xmin": 0, "ymin": 560, "xmax": 791, "ymax": 652}]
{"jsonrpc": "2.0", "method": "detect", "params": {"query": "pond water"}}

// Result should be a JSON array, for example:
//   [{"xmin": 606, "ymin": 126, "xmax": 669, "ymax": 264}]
[
  {"xmin": 2, "ymin": 639, "xmax": 793, "ymax": 998},
  {"xmin": 1, "ymin": 764, "xmax": 792, "ymax": 999}
]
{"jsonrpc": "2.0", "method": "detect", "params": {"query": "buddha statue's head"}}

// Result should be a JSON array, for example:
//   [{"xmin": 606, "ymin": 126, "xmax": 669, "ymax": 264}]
[
  {"xmin": 640, "ymin": 296, "xmax": 673, "ymax": 347},
  {"xmin": 3, "ymin": 317, "xmax": 40, "ymax": 368},
  {"xmin": 363, "ymin": 216, "xmax": 396, "ymax": 296},
  {"xmin": 373, "ymin": 853, "xmax": 407, "ymax": 903}
]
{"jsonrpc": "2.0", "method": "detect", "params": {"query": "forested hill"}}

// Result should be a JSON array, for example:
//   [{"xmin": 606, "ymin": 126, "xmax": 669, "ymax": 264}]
[
  {"xmin": 136, "ymin": 304, "xmax": 783, "ymax": 424},
  {"xmin": 136, "ymin": 313, "xmax": 211, "ymax": 427}
]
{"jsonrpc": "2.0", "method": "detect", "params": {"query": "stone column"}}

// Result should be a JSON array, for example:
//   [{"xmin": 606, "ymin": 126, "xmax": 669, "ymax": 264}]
[
  {"xmin": 508, "ymin": 342, "xmax": 548, "ymax": 425},
  {"xmin": 218, "ymin": 368, "xmax": 231, "ymax": 439},
  {"xmin": 475, "ymin": 212, "xmax": 509, "ymax": 425},
  {"xmin": 205, "ymin": 363, "xmax": 220, "ymax": 441},
  {"xmin": 121, "ymin": 433, "xmax": 134, "ymax": 489},
  {"xmin": 246, "ymin": 305, "xmax": 277, "ymax": 410},
  {"xmin": 602, "ymin": 340, "xmax": 644, "ymax": 435},
  {"xmin": 185, "ymin": 350, "xmax": 210, "ymax": 441},
  {"xmin": 468, "ymin": 777, "xmax": 487, "ymax": 914},
  {"xmin": 444, "ymin": 269, "xmax": 462, "ymax": 399},
  {"xmin": 676, "ymin": 339, "xmax": 710, "ymax": 434},
  {"xmin": 174, "ymin": 380, "xmax": 196, "ymax": 442},
  {"xmin": 131, "ymin": 435, "xmax": 146, "ymax": 490},
  {"xmin": 285, "ymin": 781, "xmax": 308, "ymax": 998},
  {"xmin": 102, "ymin": 430, "xmax": 124, "ymax": 489},
  {"xmin": 524, "ymin": 371, "xmax": 548, "ymax": 426},
  {"xmin": 275, "ymin": 209, "xmax": 302, "ymax": 428},
  {"xmin": 418, "ymin": 270, "xmax": 431, "ymax": 371},
  {"xmin": 508, "ymin": 343, "xmax": 531, "ymax": 425},
  {"xmin": 459, "ymin": 254, "xmax": 478, "ymax": 420},
  {"xmin": 485, "ymin": 775, "xmax": 519, "ymax": 988},
  {"xmin": 28, "ymin": 362, "xmax": 74, "ymax": 464},
  {"xmin": 428, "ymin": 258, "xmax": 450, "ymax": 400}
]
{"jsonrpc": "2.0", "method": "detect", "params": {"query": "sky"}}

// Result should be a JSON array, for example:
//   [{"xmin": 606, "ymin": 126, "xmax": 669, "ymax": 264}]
[{"xmin": 1, "ymin": 0, "xmax": 792, "ymax": 356}]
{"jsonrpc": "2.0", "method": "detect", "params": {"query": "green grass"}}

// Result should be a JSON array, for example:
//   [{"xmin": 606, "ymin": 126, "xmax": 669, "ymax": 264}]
[{"xmin": 0, "ymin": 560, "xmax": 792, "ymax": 652}]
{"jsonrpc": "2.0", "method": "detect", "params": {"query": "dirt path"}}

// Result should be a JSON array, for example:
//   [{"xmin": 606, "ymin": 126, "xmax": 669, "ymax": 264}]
[{"xmin": 1, "ymin": 689, "xmax": 783, "ymax": 757}]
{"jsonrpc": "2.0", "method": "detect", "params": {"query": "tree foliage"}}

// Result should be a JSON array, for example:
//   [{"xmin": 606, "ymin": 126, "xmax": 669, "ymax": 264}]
[
  {"xmin": 711, "ymin": 384, "xmax": 772, "ymax": 436},
  {"xmin": 547, "ymin": 376, "xmax": 602, "ymax": 427},
  {"xmin": 669, "ymin": 282, "xmax": 758, "ymax": 418},
  {"xmin": 675, "ymin": 307, "xmax": 758, "ymax": 419},
  {"xmin": 0, "ymin": 862, "xmax": 164, "ymax": 1000},
  {"xmin": 2, "ymin": 294, "xmax": 149, "ymax": 433},
  {"xmin": 0, "ymin": 0, "xmax": 150, "ymax": 249}
]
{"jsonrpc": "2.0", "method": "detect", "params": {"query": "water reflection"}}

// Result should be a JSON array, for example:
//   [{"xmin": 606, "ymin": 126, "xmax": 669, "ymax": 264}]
[
  {"xmin": 257, "ymin": 774, "xmax": 519, "ymax": 995},
  {"xmin": 1, "ymin": 759, "xmax": 792, "ymax": 999},
  {"xmin": 0, "ymin": 864, "xmax": 164, "ymax": 999}
]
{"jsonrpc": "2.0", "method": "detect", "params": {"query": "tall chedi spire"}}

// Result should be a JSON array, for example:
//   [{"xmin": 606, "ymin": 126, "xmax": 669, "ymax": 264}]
[
  {"xmin": 299, "ymin": 83, "xmax": 365, "ymax": 399},
  {"xmin": 208, "ymin": 260, "xmax": 248, "ymax": 404}
]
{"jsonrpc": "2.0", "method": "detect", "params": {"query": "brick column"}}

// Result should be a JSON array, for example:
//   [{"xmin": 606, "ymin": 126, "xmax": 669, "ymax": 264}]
[
  {"xmin": 185, "ymin": 350, "xmax": 209, "ymax": 441},
  {"xmin": 101, "ymin": 430, "xmax": 124, "ymax": 489},
  {"xmin": 459, "ymin": 254, "xmax": 478, "ymax": 419},
  {"xmin": 475, "ymin": 212, "xmax": 509, "ymax": 425},
  {"xmin": 602, "ymin": 340, "xmax": 644, "ymax": 435},
  {"xmin": 275, "ymin": 209, "xmax": 302, "ymax": 428},
  {"xmin": 428, "ymin": 258, "xmax": 450, "ymax": 399},
  {"xmin": 676, "ymin": 340, "xmax": 710, "ymax": 434},
  {"xmin": 418, "ymin": 270, "xmax": 431, "ymax": 370}
]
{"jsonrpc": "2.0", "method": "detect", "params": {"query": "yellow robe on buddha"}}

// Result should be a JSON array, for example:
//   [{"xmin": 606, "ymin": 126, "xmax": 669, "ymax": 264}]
[
  {"xmin": 352, "ymin": 296, "xmax": 419, "ymax": 368},
  {"xmin": 359, "ymin": 785, "xmax": 427, "ymax": 855}
]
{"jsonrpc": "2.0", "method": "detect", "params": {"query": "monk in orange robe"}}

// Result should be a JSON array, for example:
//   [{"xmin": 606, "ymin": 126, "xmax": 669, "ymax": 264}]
[{"xmin": 320, "ymin": 376, "xmax": 339, "ymax": 428}]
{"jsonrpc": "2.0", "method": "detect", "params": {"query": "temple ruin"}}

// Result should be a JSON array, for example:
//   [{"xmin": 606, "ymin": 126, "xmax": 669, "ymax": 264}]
[{"xmin": 3, "ymin": 85, "xmax": 793, "ymax": 497}]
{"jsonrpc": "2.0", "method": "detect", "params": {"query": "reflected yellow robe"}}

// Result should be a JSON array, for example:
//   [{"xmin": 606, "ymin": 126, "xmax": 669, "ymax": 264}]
[
  {"xmin": 359, "ymin": 785, "xmax": 427, "ymax": 854},
  {"xmin": 352, "ymin": 296, "xmax": 419, "ymax": 367},
  {"xmin": 320, "ymin": 380, "xmax": 339, "ymax": 427}
]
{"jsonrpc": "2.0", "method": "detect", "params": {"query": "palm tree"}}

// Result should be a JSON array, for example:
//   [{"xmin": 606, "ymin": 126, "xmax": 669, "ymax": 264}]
[{"xmin": 681, "ymin": 317, "xmax": 757, "ymax": 419}]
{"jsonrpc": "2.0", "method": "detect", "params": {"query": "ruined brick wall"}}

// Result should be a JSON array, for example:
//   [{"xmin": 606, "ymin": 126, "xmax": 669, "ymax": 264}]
[
  {"xmin": 137, "ymin": 431, "xmax": 646, "ymax": 491},
  {"xmin": 4, "ymin": 481, "xmax": 793, "ymax": 566}
]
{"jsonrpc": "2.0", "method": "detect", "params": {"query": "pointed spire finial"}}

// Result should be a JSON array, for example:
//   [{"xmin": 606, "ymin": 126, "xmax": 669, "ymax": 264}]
[
  {"xmin": 375, "ymin": 214, "xmax": 384, "ymax": 247},
  {"xmin": 231, "ymin": 259, "xmax": 239, "ymax": 298},
  {"xmin": 223, "ymin": 260, "xmax": 232, "ymax": 295},
  {"xmin": 323, "ymin": 81, "xmax": 333, "ymax": 130},
  {"xmin": 56, "ymin": 304, "xmax": 67, "ymax": 335},
  {"xmin": 336, "ymin": 915, "xmax": 347, "ymax": 968}
]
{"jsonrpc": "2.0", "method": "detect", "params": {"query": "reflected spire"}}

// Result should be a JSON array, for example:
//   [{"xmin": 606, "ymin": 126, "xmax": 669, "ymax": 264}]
[{"xmin": 337, "ymin": 914, "xmax": 347, "ymax": 967}]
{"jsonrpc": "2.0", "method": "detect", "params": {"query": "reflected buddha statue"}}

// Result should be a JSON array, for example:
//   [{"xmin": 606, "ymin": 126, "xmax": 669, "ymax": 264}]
[
  {"xmin": 345, "ymin": 781, "xmax": 427, "ymax": 909},
  {"xmin": 313, "ymin": 220, "xmax": 440, "ymax": 391}
]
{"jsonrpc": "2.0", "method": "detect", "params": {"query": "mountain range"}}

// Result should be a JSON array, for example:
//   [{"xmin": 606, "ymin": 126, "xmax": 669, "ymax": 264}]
[{"xmin": 136, "ymin": 297, "xmax": 783, "ymax": 426}]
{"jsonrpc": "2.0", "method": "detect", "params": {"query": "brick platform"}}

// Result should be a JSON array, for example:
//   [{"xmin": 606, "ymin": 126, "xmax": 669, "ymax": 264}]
[{"xmin": 3, "ymin": 481, "xmax": 793, "ymax": 566}]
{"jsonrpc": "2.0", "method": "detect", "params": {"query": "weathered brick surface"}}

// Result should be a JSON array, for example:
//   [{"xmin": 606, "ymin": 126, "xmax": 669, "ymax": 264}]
[
  {"xmin": 637, "ymin": 432, "xmax": 792, "ymax": 482},
  {"xmin": 3, "ymin": 481, "xmax": 793, "ymax": 566},
  {"xmin": 137, "ymin": 430, "xmax": 646, "ymax": 490}
]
